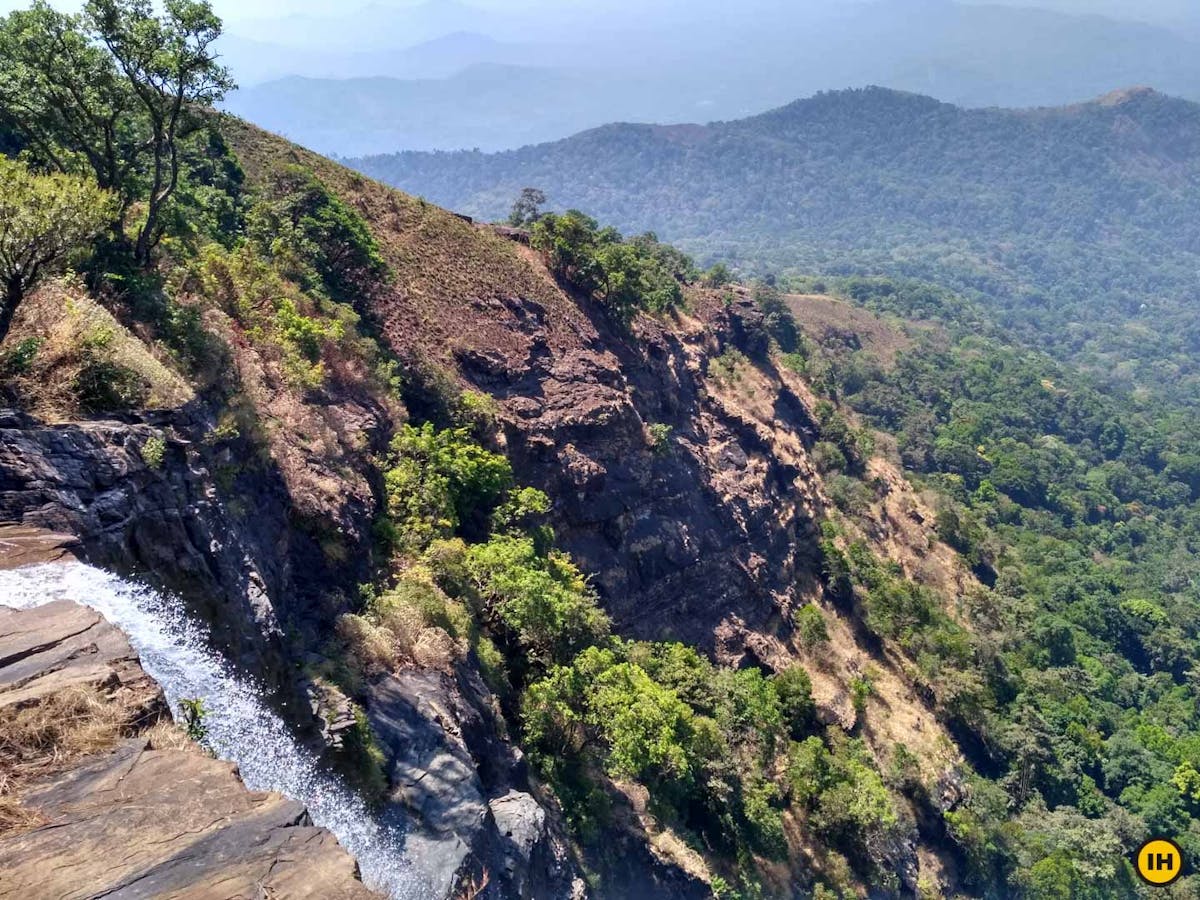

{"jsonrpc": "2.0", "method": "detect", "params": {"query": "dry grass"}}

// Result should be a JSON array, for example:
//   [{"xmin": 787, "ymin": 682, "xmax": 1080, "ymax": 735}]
[
  {"xmin": 216, "ymin": 113, "xmax": 595, "ymax": 371},
  {"xmin": 412, "ymin": 627, "xmax": 459, "ymax": 671},
  {"xmin": 335, "ymin": 614, "xmax": 398, "ymax": 676},
  {"xmin": 142, "ymin": 720, "xmax": 199, "ymax": 754},
  {"xmin": 0, "ymin": 686, "xmax": 144, "ymax": 837},
  {"xmin": 785, "ymin": 293, "xmax": 920, "ymax": 369},
  {"xmin": 1, "ymin": 280, "xmax": 193, "ymax": 421}
]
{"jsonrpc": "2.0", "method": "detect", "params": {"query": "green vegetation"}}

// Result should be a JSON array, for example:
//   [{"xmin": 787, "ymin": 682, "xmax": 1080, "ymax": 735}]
[
  {"xmin": 792, "ymin": 275, "xmax": 1200, "ymax": 895},
  {"xmin": 8, "ymin": 2, "xmax": 1200, "ymax": 890},
  {"xmin": 0, "ymin": 157, "xmax": 115, "ymax": 341},
  {"xmin": 339, "ymin": 412, "xmax": 910, "ymax": 895},
  {"xmin": 179, "ymin": 697, "xmax": 208, "ymax": 742},
  {"xmin": 507, "ymin": 186, "xmax": 545, "ymax": 227},
  {"xmin": 247, "ymin": 164, "xmax": 388, "ymax": 303},
  {"xmin": 356, "ymin": 86, "xmax": 1200, "ymax": 408},
  {"xmin": 530, "ymin": 210, "xmax": 691, "ymax": 322},
  {"xmin": 140, "ymin": 435, "xmax": 166, "ymax": 469},
  {"xmin": 0, "ymin": 0, "xmax": 233, "ymax": 265}
]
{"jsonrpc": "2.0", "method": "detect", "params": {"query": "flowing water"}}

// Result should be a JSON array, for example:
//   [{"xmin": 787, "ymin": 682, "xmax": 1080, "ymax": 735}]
[{"xmin": 0, "ymin": 561, "xmax": 417, "ymax": 899}]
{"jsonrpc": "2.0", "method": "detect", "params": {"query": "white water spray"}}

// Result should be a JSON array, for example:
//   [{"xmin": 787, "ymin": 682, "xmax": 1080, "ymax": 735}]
[{"xmin": 0, "ymin": 561, "xmax": 417, "ymax": 900}]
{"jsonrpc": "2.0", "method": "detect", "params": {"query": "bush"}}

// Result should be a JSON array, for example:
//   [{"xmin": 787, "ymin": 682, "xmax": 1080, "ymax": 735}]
[
  {"xmin": 248, "ymin": 164, "xmax": 388, "ymax": 301},
  {"xmin": 384, "ymin": 423, "xmax": 513, "ymax": 548},
  {"xmin": 73, "ymin": 328, "xmax": 151, "ymax": 412},
  {"xmin": 772, "ymin": 665, "xmax": 816, "ymax": 738},
  {"xmin": 467, "ymin": 534, "xmax": 609, "ymax": 667},
  {"xmin": 141, "ymin": 436, "xmax": 166, "ymax": 469},
  {"xmin": 702, "ymin": 263, "xmax": 733, "ymax": 287},
  {"xmin": 647, "ymin": 422, "xmax": 673, "ymax": 453},
  {"xmin": 0, "ymin": 337, "xmax": 41, "ymax": 376},
  {"xmin": 530, "ymin": 210, "xmax": 688, "ymax": 321},
  {"xmin": 795, "ymin": 605, "xmax": 830, "ymax": 650},
  {"xmin": 813, "ymin": 441, "xmax": 848, "ymax": 473}
]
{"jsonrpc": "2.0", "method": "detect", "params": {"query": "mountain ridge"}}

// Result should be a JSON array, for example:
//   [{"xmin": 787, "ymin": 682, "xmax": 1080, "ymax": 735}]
[{"xmin": 350, "ymin": 85, "xmax": 1200, "ymax": 403}]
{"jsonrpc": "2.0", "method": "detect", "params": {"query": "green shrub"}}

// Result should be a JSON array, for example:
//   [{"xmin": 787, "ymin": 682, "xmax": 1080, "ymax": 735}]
[
  {"xmin": 702, "ymin": 263, "xmax": 733, "ymax": 287},
  {"xmin": 795, "ymin": 605, "xmax": 830, "ymax": 650},
  {"xmin": 0, "ymin": 337, "xmax": 42, "ymax": 376},
  {"xmin": 384, "ymin": 423, "xmax": 513, "ymax": 549},
  {"xmin": 849, "ymin": 672, "xmax": 873, "ymax": 715},
  {"xmin": 530, "ymin": 210, "xmax": 688, "ymax": 322},
  {"xmin": 73, "ymin": 328, "xmax": 151, "ymax": 412},
  {"xmin": 248, "ymin": 164, "xmax": 388, "ymax": 301},
  {"xmin": 647, "ymin": 422, "xmax": 673, "ymax": 453},
  {"xmin": 141, "ymin": 435, "xmax": 166, "ymax": 469},
  {"xmin": 467, "ymin": 534, "xmax": 609, "ymax": 667}
]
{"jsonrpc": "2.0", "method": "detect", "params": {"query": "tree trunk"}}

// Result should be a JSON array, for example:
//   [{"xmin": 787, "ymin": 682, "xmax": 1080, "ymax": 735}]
[{"xmin": 0, "ymin": 277, "xmax": 23, "ymax": 346}]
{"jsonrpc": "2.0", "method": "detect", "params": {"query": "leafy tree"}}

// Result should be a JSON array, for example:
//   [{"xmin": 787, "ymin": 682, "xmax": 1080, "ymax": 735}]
[
  {"xmin": 466, "ymin": 534, "xmax": 609, "ymax": 667},
  {"xmin": 0, "ymin": 0, "xmax": 232, "ymax": 264},
  {"xmin": 248, "ymin": 165, "xmax": 388, "ymax": 300},
  {"xmin": 507, "ymin": 186, "xmax": 545, "ymax": 227},
  {"xmin": 85, "ymin": 0, "xmax": 233, "ymax": 263},
  {"xmin": 753, "ymin": 280, "xmax": 799, "ymax": 352},
  {"xmin": 383, "ymin": 423, "xmax": 513, "ymax": 548},
  {"xmin": 0, "ymin": 2, "xmax": 139, "ymax": 206},
  {"xmin": 529, "ymin": 210, "xmax": 686, "ymax": 321},
  {"xmin": 772, "ymin": 664, "xmax": 816, "ymax": 738},
  {"xmin": 0, "ymin": 157, "xmax": 114, "ymax": 341}
]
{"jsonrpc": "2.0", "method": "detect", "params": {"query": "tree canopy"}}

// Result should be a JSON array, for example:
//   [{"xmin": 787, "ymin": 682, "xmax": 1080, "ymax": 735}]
[{"xmin": 0, "ymin": 157, "xmax": 115, "ymax": 340}]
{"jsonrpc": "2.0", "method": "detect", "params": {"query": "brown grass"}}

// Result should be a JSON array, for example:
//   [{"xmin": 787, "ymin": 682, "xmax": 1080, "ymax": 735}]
[
  {"xmin": 216, "ymin": 113, "xmax": 595, "ymax": 370},
  {"xmin": 1, "ymin": 280, "xmax": 193, "ymax": 421},
  {"xmin": 785, "ymin": 293, "xmax": 920, "ymax": 369},
  {"xmin": 0, "ymin": 686, "xmax": 145, "ymax": 837}
]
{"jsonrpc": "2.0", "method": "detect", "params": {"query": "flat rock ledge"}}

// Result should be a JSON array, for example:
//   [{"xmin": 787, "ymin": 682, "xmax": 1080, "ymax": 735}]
[{"xmin": 0, "ymin": 598, "xmax": 379, "ymax": 900}]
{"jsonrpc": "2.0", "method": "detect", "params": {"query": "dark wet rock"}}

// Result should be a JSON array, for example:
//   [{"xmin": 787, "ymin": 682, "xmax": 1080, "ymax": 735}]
[{"xmin": 367, "ymin": 668, "xmax": 580, "ymax": 899}]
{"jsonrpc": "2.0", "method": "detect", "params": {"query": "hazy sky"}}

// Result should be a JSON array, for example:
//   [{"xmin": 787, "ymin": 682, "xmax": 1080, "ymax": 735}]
[{"xmin": 1, "ymin": 0, "xmax": 1195, "ymax": 28}]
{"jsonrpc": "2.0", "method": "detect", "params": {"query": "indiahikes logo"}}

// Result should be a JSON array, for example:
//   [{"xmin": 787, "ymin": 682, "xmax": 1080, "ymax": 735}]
[{"xmin": 1135, "ymin": 837, "xmax": 1185, "ymax": 887}]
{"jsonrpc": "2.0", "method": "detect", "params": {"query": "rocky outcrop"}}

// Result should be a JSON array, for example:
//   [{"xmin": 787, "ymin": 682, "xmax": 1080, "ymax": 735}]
[
  {"xmin": 0, "ymin": 599, "xmax": 378, "ymax": 900},
  {"xmin": 423, "ymin": 291, "xmax": 827, "ymax": 660},
  {"xmin": 1, "ymin": 739, "xmax": 378, "ymax": 900},
  {"xmin": 0, "ymin": 409, "xmax": 292, "ymax": 675},
  {"xmin": 367, "ymin": 668, "xmax": 582, "ymax": 900}
]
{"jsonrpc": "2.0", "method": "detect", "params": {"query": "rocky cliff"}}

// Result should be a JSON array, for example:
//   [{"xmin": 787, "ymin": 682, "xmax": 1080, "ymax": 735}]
[{"xmin": 0, "ymin": 120, "xmax": 979, "ymax": 898}]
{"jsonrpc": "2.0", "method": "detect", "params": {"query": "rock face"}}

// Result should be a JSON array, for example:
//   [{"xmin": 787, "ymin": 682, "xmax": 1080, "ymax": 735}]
[
  {"xmin": 0, "ymin": 599, "xmax": 378, "ymax": 900},
  {"xmin": 0, "ymin": 410, "xmax": 293, "ymax": 677},
  {"xmin": 0, "ymin": 599, "xmax": 158, "ymax": 713},
  {"xmin": 386, "ymin": 285, "xmax": 826, "ymax": 659},
  {"xmin": 367, "ymin": 668, "xmax": 581, "ymax": 900},
  {"xmin": 2, "ymin": 738, "xmax": 378, "ymax": 900}
]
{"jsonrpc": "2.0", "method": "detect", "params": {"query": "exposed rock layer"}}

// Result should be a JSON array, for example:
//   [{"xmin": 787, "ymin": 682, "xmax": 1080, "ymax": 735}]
[{"xmin": 0, "ymin": 598, "xmax": 378, "ymax": 900}]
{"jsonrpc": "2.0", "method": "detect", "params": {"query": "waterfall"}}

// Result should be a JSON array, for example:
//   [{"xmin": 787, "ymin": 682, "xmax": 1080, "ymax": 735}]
[{"xmin": 0, "ymin": 561, "xmax": 418, "ymax": 900}]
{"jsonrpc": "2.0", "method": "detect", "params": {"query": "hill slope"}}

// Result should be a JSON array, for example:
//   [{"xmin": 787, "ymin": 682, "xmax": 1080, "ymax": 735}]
[{"xmin": 351, "ymin": 86, "xmax": 1200, "ymax": 402}]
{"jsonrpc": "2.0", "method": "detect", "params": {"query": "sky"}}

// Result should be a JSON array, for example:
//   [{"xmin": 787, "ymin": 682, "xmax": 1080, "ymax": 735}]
[{"xmin": 1, "ymin": 0, "xmax": 1195, "ymax": 29}]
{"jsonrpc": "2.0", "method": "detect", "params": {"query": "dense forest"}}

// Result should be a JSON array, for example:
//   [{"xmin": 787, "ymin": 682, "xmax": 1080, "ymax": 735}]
[
  {"xmin": 778, "ymin": 275, "xmax": 1200, "ymax": 896},
  {"xmin": 351, "ymin": 86, "xmax": 1200, "ymax": 406}
]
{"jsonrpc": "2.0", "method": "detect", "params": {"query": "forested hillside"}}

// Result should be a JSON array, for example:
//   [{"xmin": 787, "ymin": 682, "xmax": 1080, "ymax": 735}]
[{"xmin": 352, "ymin": 86, "xmax": 1200, "ymax": 405}]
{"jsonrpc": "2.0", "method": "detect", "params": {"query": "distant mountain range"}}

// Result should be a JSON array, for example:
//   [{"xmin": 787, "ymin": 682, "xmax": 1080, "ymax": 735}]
[
  {"xmin": 349, "ymin": 86, "xmax": 1200, "ymax": 396},
  {"xmin": 221, "ymin": 0, "xmax": 1200, "ymax": 155}
]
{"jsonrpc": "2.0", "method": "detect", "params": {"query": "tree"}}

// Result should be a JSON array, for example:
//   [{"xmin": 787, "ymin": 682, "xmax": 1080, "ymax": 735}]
[
  {"xmin": 0, "ymin": 2, "xmax": 139, "ymax": 207},
  {"xmin": 0, "ymin": 158, "xmax": 114, "ymax": 342},
  {"xmin": 507, "ymin": 187, "xmax": 546, "ymax": 227},
  {"xmin": 86, "ymin": 0, "xmax": 233, "ymax": 264},
  {"xmin": 248, "ymin": 164, "xmax": 388, "ymax": 300},
  {"xmin": 0, "ymin": 0, "xmax": 233, "ymax": 266}
]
